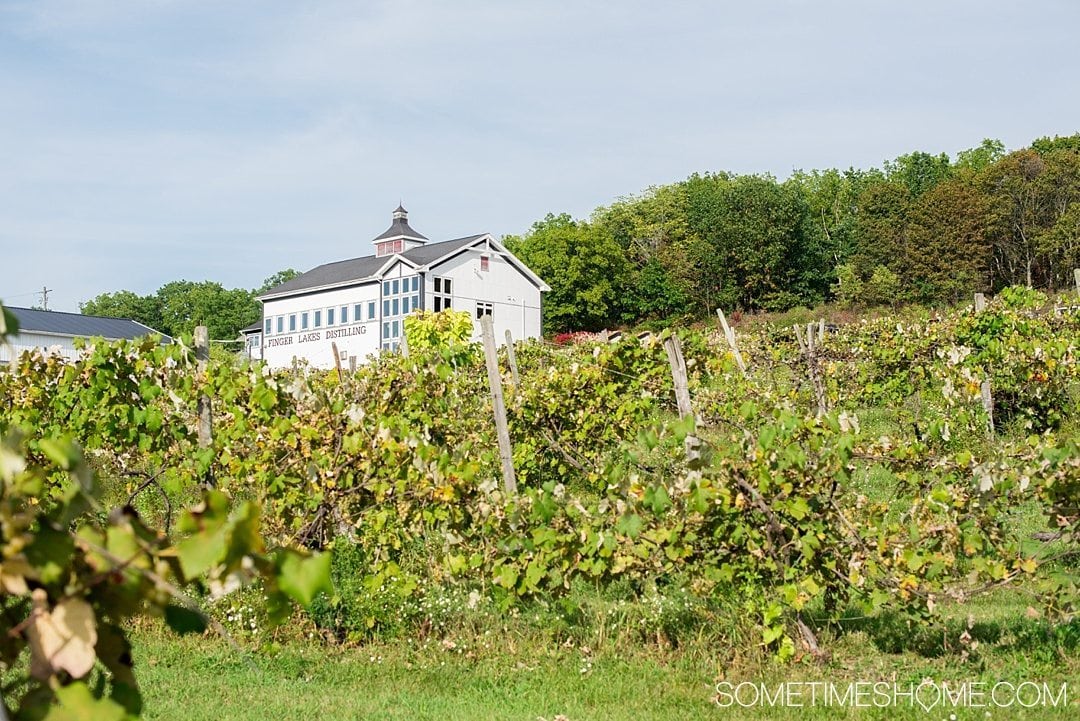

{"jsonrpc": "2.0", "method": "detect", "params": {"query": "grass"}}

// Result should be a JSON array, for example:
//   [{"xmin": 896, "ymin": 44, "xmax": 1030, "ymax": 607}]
[
  {"xmin": 128, "ymin": 584, "xmax": 1080, "ymax": 721},
  {"xmin": 133, "ymin": 628, "xmax": 711, "ymax": 721}
]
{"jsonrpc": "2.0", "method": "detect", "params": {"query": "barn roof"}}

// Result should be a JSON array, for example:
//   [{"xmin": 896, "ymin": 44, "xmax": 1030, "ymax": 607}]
[
  {"xmin": 258, "ymin": 234, "xmax": 487, "ymax": 299},
  {"xmin": 5, "ymin": 306, "xmax": 169, "ymax": 341}
]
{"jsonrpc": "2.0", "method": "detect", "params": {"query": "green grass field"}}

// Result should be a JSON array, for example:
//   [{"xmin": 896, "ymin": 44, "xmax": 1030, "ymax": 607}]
[{"xmin": 131, "ymin": 586, "xmax": 1079, "ymax": 721}]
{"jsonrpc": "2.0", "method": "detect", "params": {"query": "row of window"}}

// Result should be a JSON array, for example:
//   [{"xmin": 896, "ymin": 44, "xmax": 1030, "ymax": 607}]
[
  {"xmin": 383, "ymin": 275, "xmax": 420, "ymax": 297},
  {"xmin": 264, "ymin": 301, "xmax": 378, "ymax": 336},
  {"xmin": 263, "ymin": 275, "xmax": 461, "ymax": 338},
  {"xmin": 375, "ymin": 239, "xmax": 405, "ymax": 257},
  {"xmin": 382, "ymin": 275, "xmax": 420, "ymax": 342}
]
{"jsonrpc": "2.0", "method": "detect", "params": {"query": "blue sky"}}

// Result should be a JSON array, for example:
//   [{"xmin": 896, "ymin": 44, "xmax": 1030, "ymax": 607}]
[{"xmin": 1, "ymin": 0, "xmax": 1077, "ymax": 312}]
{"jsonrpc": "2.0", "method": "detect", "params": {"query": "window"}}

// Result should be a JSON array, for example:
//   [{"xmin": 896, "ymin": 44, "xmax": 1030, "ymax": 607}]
[
  {"xmin": 433, "ymin": 276, "xmax": 452, "ymax": 312},
  {"xmin": 341, "ymin": 306, "xmax": 348, "ymax": 324},
  {"xmin": 368, "ymin": 302, "xmax": 376, "ymax": 320},
  {"xmin": 381, "ymin": 274, "xmax": 417, "ymax": 319},
  {"xmin": 354, "ymin": 304, "xmax": 363, "ymax": 322},
  {"xmin": 392, "ymin": 320, "xmax": 399, "ymax": 337},
  {"xmin": 376, "ymin": 239, "xmax": 403, "ymax": 257},
  {"xmin": 327, "ymin": 307, "xmax": 335, "ymax": 326},
  {"xmin": 264, "ymin": 318, "xmax": 271, "ymax": 334},
  {"xmin": 289, "ymin": 314, "xmax": 297, "ymax": 332},
  {"xmin": 314, "ymin": 310, "xmax": 322, "ymax": 328},
  {"xmin": 301, "ymin": 312, "xmax": 309, "ymax": 330},
  {"xmin": 276, "ymin": 316, "xmax": 283, "ymax": 334},
  {"xmin": 383, "ymin": 322, "xmax": 390, "ymax": 339},
  {"xmin": 476, "ymin": 301, "xmax": 494, "ymax": 319},
  {"xmin": 480, "ymin": 255, "xmax": 490, "ymax": 272}
]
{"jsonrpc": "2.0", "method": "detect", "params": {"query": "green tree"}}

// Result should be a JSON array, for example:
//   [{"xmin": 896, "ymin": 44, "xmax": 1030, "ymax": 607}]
[
  {"xmin": 156, "ymin": 280, "xmax": 259, "ymax": 340},
  {"xmin": 1031, "ymin": 132, "xmax": 1080, "ymax": 156},
  {"xmin": 955, "ymin": 138, "xmax": 1006, "ymax": 172},
  {"xmin": 258, "ymin": 268, "xmax": 302, "ymax": 294},
  {"xmin": 884, "ymin": 150, "xmax": 952, "ymax": 198},
  {"xmin": 683, "ymin": 173, "xmax": 811, "ymax": 312},
  {"xmin": 849, "ymin": 180, "xmax": 911, "ymax": 280},
  {"xmin": 592, "ymin": 184, "xmax": 693, "ymax": 323},
  {"xmin": 80, "ymin": 290, "xmax": 163, "ymax": 331},
  {"xmin": 904, "ymin": 176, "xmax": 992, "ymax": 302},
  {"xmin": 981, "ymin": 149, "xmax": 1076, "ymax": 288},
  {"xmin": 504, "ymin": 214, "xmax": 630, "ymax": 334},
  {"xmin": 83, "ymin": 279, "xmax": 268, "ymax": 341}
]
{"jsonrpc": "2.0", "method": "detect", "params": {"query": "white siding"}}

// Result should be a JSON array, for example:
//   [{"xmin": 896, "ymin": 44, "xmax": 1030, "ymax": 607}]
[
  {"xmin": 1, "ymin": 332, "xmax": 111, "ymax": 364},
  {"xmin": 427, "ymin": 243, "xmax": 543, "ymax": 345},
  {"xmin": 257, "ymin": 238, "xmax": 545, "ymax": 370},
  {"xmin": 261, "ymin": 282, "xmax": 382, "ymax": 369},
  {"xmin": 243, "ymin": 333, "xmax": 263, "ymax": 361}
]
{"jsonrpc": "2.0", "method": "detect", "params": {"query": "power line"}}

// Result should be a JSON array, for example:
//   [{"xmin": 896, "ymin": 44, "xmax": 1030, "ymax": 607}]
[{"xmin": 1, "ymin": 291, "xmax": 44, "ymax": 301}]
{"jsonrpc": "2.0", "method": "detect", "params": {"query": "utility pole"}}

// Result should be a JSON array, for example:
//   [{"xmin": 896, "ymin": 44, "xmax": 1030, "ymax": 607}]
[{"xmin": 39, "ymin": 286, "xmax": 52, "ymax": 311}]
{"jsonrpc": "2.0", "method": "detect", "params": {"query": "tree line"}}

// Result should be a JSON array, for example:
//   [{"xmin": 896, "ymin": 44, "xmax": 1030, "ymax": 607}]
[
  {"xmin": 81, "ymin": 133, "xmax": 1079, "ymax": 339},
  {"xmin": 505, "ymin": 134, "xmax": 1080, "ymax": 333},
  {"xmin": 81, "ymin": 270, "xmax": 299, "ymax": 340}
]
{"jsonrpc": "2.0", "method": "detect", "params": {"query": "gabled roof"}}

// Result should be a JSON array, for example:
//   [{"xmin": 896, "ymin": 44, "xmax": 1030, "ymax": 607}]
[
  {"xmin": 404, "ymin": 234, "xmax": 485, "ymax": 265},
  {"xmin": 6, "ymin": 306, "xmax": 169, "ymax": 341},
  {"xmin": 421, "ymin": 236, "xmax": 551, "ymax": 292},
  {"xmin": 259, "ymin": 235, "xmax": 488, "ymax": 299}
]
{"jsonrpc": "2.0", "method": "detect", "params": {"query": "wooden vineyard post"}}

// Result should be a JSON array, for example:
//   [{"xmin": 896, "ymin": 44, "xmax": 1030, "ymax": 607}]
[
  {"xmin": 981, "ymin": 381, "xmax": 995, "ymax": 436},
  {"xmin": 663, "ymin": 333, "xmax": 701, "ymax": 463},
  {"xmin": 1074, "ymin": 268, "xmax": 1080, "ymax": 297},
  {"xmin": 715, "ymin": 308, "xmax": 747, "ymax": 376},
  {"xmin": 974, "ymin": 294, "xmax": 995, "ymax": 436},
  {"xmin": 480, "ymin": 315, "xmax": 517, "ymax": 494},
  {"xmin": 331, "ymin": 342, "xmax": 344, "ymax": 384},
  {"xmin": 194, "ymin": 325, "xmax": 214, "ymax": 486},
  {"xmin": 504, "ymin": 329, "xmax": 520, "ymax": 386},
  {"xmin": 399, "ymin": 327, "xmax": 409, "ymax": 358},
  {"xmin": 349, "ymin": 356, "xmax": 357, "ymax": 373},
  {"xmin": 794, "ymin": 322, "xmax": 827, "ymax": 417}
]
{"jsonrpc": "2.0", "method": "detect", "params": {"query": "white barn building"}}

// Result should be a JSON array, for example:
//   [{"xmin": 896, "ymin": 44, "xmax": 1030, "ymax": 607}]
[
  {"xmin": 252, "ymin": 207, "xmax": 549, "ymax": 369},
  {"xmin": 0, "ymin": 306, "xmax": 169, "ymax": 365}
]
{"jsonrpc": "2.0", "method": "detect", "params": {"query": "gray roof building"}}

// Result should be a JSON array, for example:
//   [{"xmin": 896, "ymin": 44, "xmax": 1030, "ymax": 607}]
[
  {"xmin": 6, "ymin": 306, "xmax": 169, "ymax": 341},
  {"xmin": 253, "ymin": 205, "xmax": 549, "ymax": 368},
  {"xmin": 259, "ymin": 234, "xmax": 486, "ymax": 299}
]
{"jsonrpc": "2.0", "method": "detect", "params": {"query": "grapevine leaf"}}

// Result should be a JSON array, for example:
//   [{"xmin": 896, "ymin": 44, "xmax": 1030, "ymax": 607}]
[{"xmin": 275, "ymin": 550, "xmax": 333, "ymax": 607}]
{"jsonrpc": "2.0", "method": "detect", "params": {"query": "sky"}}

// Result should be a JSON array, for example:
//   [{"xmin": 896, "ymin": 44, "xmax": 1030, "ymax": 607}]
[{"xmin": 1, "ymin": 0, "xmax": 1077, "ymax": 312}]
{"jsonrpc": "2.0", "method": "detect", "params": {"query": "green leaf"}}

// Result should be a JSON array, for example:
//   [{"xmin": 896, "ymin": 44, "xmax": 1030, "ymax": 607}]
[
  {"xmin": 762, "ymin": 625, "xmax": 785, "ymax": 645},
  {"xmin": 39, "ymin": 437, "xmax": 79, "ymax": 470},
  {"xmin": 615, "ymin": 513, "xmax": 643, "ymax": 538},
  {"xmin": 645, "ymin": 485, "xmax": 671, "ymax": 515},
  {"xmin": 787, "ymin": 497, "xmax": 810, "ymax": 521},
  {"xmin": 275, "ymin": 550, "xmax": 333, "ymax": 607},
  {"xmin": 494, "ymin": 564, "xmax": 518, "ymax": 590},
  {"xmin": 175, "ymin": 526, "xmax": 227, "ymax": 580},
  {"xmin": 25, "ymin": 524, "xmax": 75, "ymax": 584},
  {"xmin": 0, "ymin": 304, "xmax": 19, "ymax": 337},
  {"xmin": 45, "ymin": 681, "xmax": 131, "ymax": 721}
]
